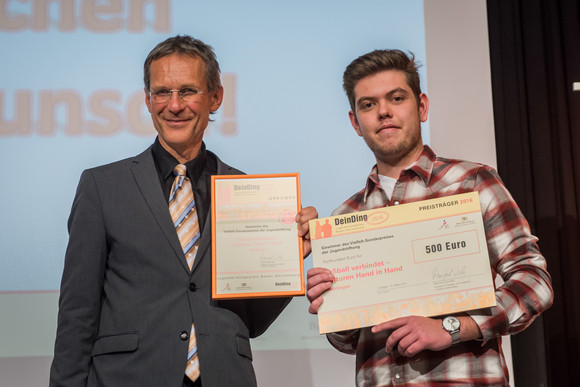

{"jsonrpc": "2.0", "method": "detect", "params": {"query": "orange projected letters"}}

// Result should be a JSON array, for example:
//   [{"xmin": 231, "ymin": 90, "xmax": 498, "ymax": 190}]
[
  {"xmin": 0, "ymin": 0, "xmax": 170, "ymax": 32},
  {"xmin": 1, "ymin": 82, "xmax": 239, "ymax": 137},
  {"xmin": 220, "ymin": 73, "xmax": 237, "ymax": 136},
  {"xmin": 0, "ymin": 89, "xmax": 154, "ymax": 136}
]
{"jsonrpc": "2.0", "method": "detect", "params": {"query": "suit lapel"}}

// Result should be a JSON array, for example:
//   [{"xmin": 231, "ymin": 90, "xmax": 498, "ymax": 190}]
[{"xmin": 130, "ymin": 148, "xmax": 191, "ymax": 273}]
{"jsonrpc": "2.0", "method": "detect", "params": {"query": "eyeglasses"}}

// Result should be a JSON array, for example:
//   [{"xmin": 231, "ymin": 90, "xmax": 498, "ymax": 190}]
[{"xmin": 148, "ymin": 88, "xmax": 206, "ymax": 104}]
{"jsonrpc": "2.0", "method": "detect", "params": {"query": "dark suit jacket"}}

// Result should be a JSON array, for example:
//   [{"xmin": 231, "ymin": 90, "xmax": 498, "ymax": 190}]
[{"xmin": 50, "ymin": 147, "xmax": 291, "ymax": 387}]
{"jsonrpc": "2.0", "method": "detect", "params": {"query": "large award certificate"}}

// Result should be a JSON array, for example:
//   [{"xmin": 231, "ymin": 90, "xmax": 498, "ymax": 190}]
[
  {"xmin": 310, "ymin": 192, "xmax": 496, "ymax": 333},
  {"xmin": 211, "ymin": 174, "xmax": 304, "ymax": 299}
]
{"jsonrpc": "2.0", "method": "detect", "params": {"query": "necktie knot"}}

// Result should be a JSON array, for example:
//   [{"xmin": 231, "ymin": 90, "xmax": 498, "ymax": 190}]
[{"xmin": 174, "ymin": 164, "xmax": 187, "ymax": 177}]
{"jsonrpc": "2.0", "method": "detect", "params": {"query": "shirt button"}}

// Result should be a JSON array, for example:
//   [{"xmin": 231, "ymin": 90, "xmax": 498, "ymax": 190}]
[
  {"xmin": 394, "ymin": 201, "xmax": 400, "ymax": 205},
  {"xmin": 395, "ymin": 373, "xmax": 401, "ymax": 379},
  {"xmin": 189, "ymin": 282, "xmax": 197, "ymax": 292},
  {"xmin": 180, "ymin": 331, "xmax": 189, "ymax": 340}
]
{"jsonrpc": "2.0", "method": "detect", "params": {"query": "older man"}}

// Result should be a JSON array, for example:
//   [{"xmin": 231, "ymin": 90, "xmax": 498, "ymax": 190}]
[{"xmin": 50, "ymin": 35, "xmax": 290, "ymax": 387}]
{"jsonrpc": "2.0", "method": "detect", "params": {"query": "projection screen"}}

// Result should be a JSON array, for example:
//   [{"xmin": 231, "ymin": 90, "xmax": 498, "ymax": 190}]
[{"xmin": 0, "ymin": 0, "xmax": 504, "ymax": 385}]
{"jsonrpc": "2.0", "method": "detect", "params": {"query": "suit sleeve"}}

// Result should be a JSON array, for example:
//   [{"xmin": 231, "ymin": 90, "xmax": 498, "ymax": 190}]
[
  {"xmin": 50, "ymin": 170, "xmax": 108, "ymax": 386},
  {"xmin": 217, "ymin": 296, "xmax": 291, "ymax": 338},
  {"xmin": 244, "ymin": 297, "xmax": 292, "ymax": 338}
]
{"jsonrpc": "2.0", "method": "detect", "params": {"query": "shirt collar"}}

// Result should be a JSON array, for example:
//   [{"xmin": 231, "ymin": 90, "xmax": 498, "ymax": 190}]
[
  {"xmin": 151, "ymin": 137, "xmax": 208, "ymax": 184},
  {"xmin": 362, "ymin": 145, "xmax": 436, "ymax": 203},
  {"xmin": 407, "ymin": 145, "xmax": 436, "ymax": 186}
]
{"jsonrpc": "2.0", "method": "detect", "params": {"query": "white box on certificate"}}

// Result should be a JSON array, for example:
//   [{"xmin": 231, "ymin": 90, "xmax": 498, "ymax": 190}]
[{"xmin": 310, "ymin": 192, "xmax": 496, "ymax": 334}]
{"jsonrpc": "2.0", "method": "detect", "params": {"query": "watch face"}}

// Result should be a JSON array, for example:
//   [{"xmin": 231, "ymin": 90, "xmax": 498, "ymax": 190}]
[{"xmin": 443, "ymin": 317, "xmax": 460, "ymax": 331}]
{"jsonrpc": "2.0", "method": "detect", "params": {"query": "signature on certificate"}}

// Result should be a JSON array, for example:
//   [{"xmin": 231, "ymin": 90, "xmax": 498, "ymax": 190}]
[{"xmin": 431, "ymin": 265, "xmax": 467, "ymax": 281}]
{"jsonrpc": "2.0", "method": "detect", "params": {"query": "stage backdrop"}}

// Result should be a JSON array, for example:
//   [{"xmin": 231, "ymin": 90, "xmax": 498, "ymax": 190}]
[{"xmin": 0, "ymin": 0, "xmax": 502, "ymax": 385}]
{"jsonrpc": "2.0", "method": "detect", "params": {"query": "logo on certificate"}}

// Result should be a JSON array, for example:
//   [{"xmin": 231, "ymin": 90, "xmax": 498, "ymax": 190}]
[
  {"xmin": 454, "ymin": 216, "xmax": 476, "ymax": 227},
  {"xmin": 366, "ymin": 210, "xmax": 389, "ymax": 226},
  {"xmin": 279, "ymin": 210, "xmax": 296, "ymax": 226},
  {"xmin": 235, "ymin": 282, "xmax": 253, "ymax": 291}
]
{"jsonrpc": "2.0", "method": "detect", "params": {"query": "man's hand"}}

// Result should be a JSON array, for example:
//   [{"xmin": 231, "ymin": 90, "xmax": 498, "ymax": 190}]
[
  {"xmin": 296, "ymin": 206, "xmax": 318, "ymax": 258},
  {"xmin": 306, "ymin": 267, "xmax": 334, "ymax": 314},
  {"xmin": 371, "ymin": 316, "xmax": 451, "ymax": 357}
]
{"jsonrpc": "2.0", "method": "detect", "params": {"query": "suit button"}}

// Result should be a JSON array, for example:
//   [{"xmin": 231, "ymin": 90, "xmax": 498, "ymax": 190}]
[
  {"xmin": 189, "ymin": 282, "xmax": 197, "ymax": 292},
  {"xmin": 180, "ymin": 331, "xmax": 189, "ymax": 340}
]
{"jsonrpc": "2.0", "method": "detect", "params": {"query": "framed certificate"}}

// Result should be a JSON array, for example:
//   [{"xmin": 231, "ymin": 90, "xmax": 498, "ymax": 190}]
[
  {"xmin": 310, "ymin": 192, "xmax": 496, "ymax": 333},
  {"xmin": 211, "ymin": 173, "xmax": 305, "ymax": 299}
]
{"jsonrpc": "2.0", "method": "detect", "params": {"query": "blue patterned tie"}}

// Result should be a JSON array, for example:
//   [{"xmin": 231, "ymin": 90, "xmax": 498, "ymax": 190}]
[{"xmin": 169, "ymin": 164, "xmax": 200, "ymax": 381}]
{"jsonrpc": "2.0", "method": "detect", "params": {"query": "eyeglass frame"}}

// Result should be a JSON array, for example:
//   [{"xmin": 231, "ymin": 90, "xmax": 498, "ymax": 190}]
[{"xmin": 147, "ymin": 87, "xmax": 207, "ymax": 104}]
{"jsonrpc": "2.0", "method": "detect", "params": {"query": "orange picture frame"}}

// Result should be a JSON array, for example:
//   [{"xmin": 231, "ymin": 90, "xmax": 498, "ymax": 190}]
[{"xmin": 211, "ymin": 173, "xmax": 305, "ymax": 299}]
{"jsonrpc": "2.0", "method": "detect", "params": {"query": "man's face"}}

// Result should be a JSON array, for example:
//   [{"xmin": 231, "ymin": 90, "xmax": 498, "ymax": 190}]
[
  {"xmin": 349, "ymin": 70, "xmax": 428, "ymax": 169},
  {"xmin": 145, "ymin": 53, "xmax": 223, "ymax": 160}
]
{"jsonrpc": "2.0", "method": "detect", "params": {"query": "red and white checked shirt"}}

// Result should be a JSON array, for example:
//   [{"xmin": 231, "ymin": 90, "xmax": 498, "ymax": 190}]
[{"xmin": 328, "ymin": 146, "xmax": 553, "ymax": 386}]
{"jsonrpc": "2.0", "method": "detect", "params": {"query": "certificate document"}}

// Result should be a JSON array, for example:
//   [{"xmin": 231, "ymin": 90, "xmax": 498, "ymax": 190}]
[
  {"xmin": 211, "ymin": 174, "xmax": 304, "ymax": 299},
  {"xmin": 310, "ymin": 192, "xmax": 496, "ymax": 334}
]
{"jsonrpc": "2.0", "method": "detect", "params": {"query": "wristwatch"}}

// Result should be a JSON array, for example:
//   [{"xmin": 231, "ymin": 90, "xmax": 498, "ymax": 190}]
[{"xmin": 442, "ymin": 316, "xmax": 461, "ymax": 345}]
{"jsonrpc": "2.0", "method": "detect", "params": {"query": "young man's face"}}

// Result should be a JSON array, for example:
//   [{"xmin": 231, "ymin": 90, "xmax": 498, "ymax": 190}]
[
  {"xmin": 145, "ymin": 53, "xmax": 223, "ymax": 161},
  {"xmin": 349, "ymin": 70, "xmax": 429, "ymax": 170}
]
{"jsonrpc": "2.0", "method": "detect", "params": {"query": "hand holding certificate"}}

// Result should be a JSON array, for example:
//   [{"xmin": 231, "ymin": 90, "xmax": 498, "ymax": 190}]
[
  {"xmin": 211, "ymin": 174, "xmax": 305, "ymax": 299},
  {"xmin": 310, "ymin": 192, "xmax": 496, "ymax": 334}
]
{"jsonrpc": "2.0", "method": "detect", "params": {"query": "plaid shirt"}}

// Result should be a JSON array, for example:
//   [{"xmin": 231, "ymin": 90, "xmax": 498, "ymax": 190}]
[{"xmin": 328, "ymin": 146, "xmax": 553, "ymax": 386}]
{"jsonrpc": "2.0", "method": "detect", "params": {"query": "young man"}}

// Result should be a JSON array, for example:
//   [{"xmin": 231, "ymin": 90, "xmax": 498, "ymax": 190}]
[
  {"xmin": 50, "ymin": 35, "xmax": 290, "ymax": 387},
  {"xmin": 298, "ymin": 49, "xmax": 553, "ymax": 385}
]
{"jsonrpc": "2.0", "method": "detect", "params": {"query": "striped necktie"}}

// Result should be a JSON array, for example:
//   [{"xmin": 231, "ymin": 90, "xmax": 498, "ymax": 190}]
[{"xmin": 169, "ymin": 164, "xmax": 200, "ymax": 382}]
